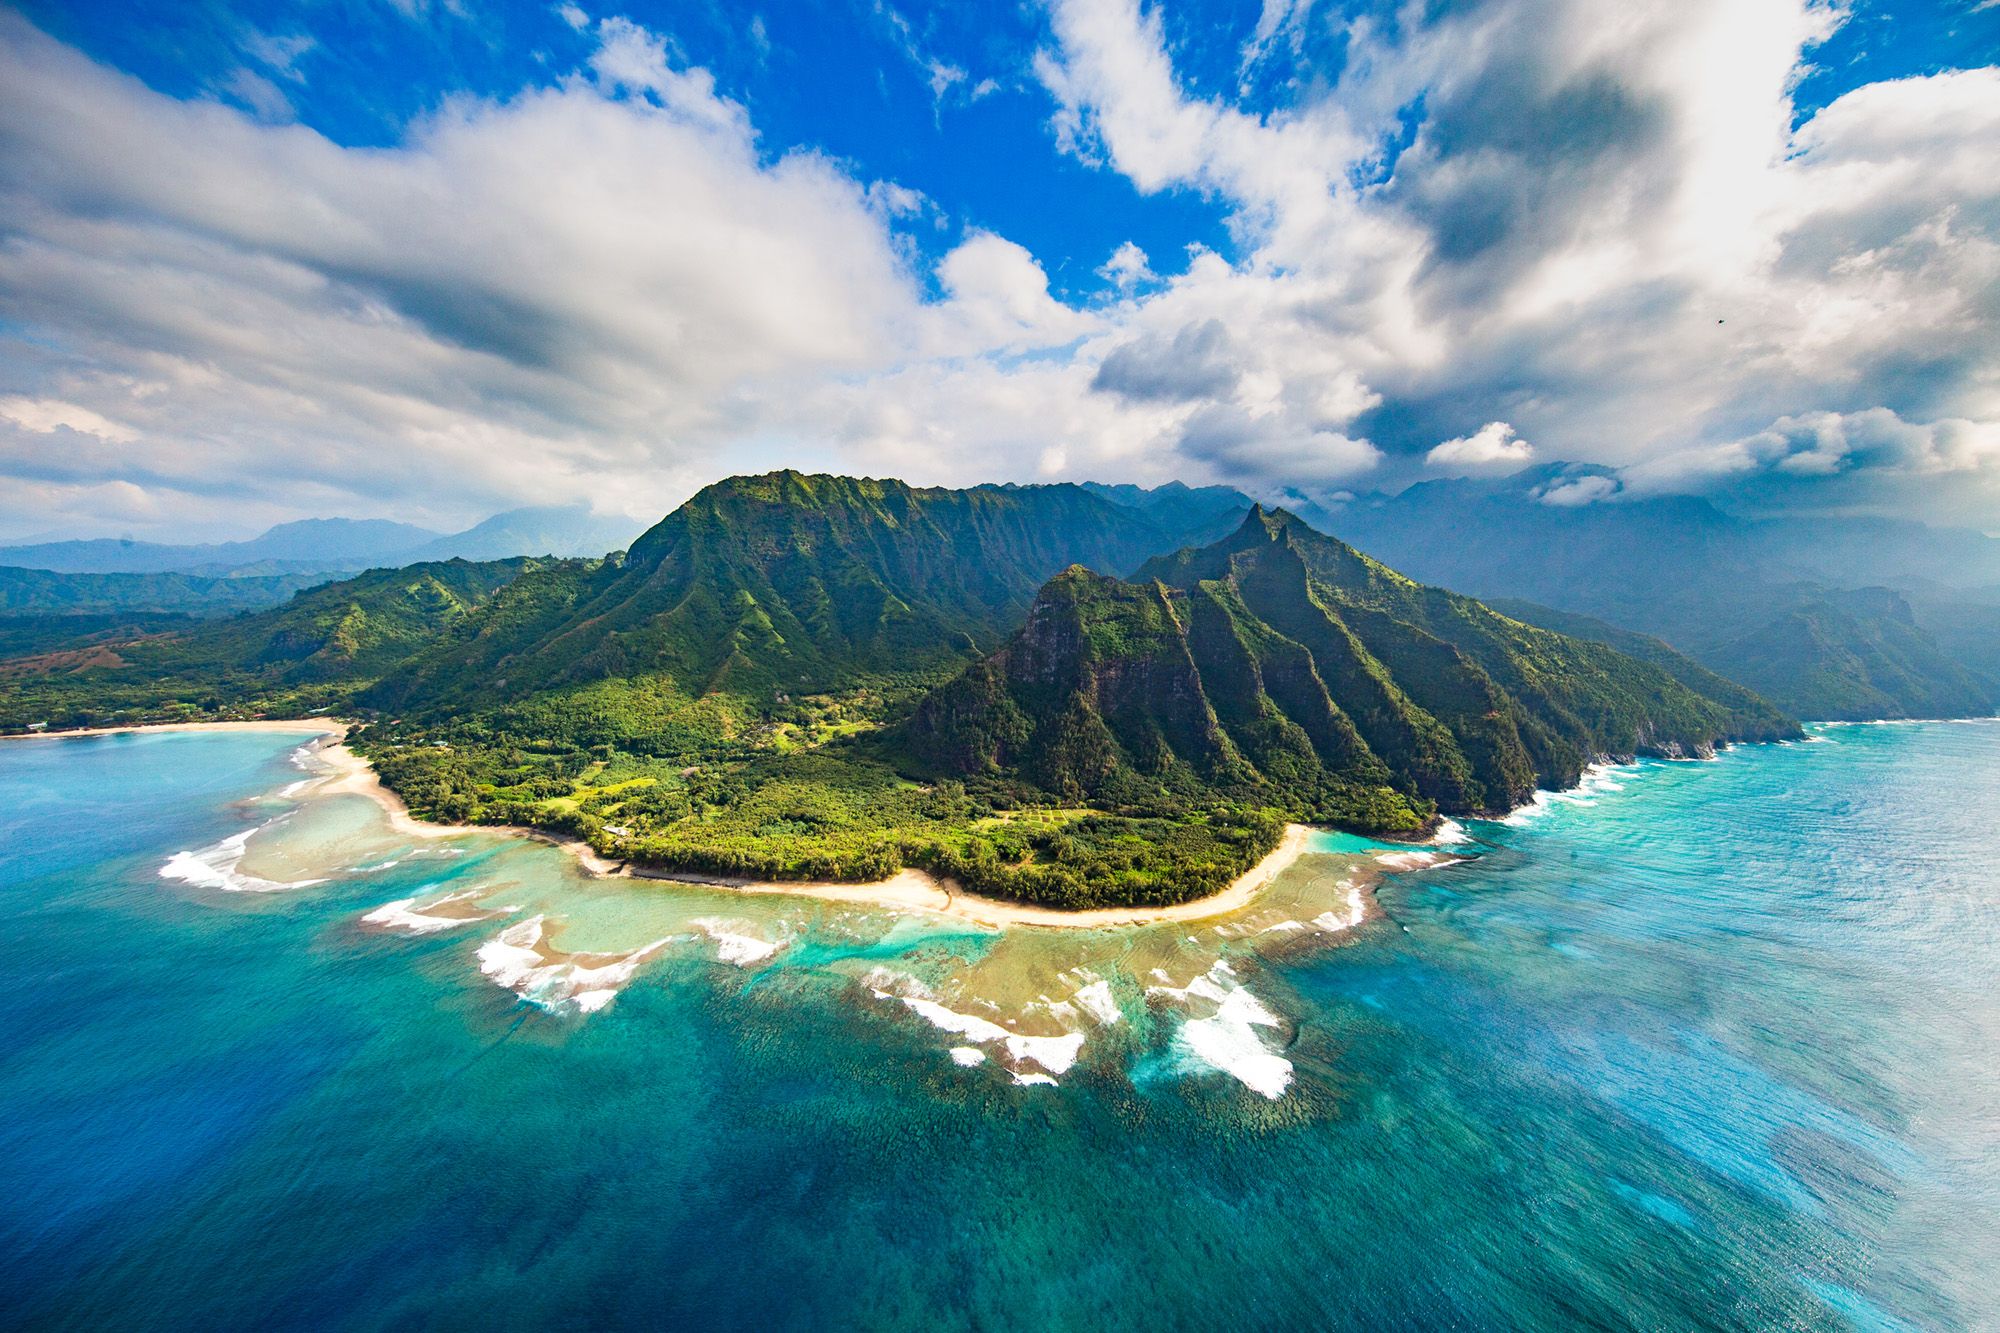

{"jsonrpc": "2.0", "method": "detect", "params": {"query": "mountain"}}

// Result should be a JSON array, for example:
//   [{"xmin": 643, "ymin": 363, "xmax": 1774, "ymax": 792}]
[
  {"xmin": 1322, "ymin": 466, "xmax": 1999, "ymax": 720},
  {"xmin": 1079, "ymin": 480, "xmax": 1253, "ymax": 547},
  {"xmin": 1478, "ymin": 599, "xmax": 1827, "ymax": 726},
  {"xmin": 400, "ymin": 505, "xmax": 645, "ymax": 563},
  {"xmin": 0, "ymin": 558, "xmax": 544, "ymax": 730},
  {"xmin": 0, "ymin": 566, "xmax": 331, "ymax": 617},
  {"xmin": 905, "ymin": 508, "xmax": 1797, "ymax": 828},
  {"xmin": 0, "ymin": 518, "xmax": 442, "ymax": 576},
  {"xmin": 367, "ymin": 471, "xmax": 1232, "ymax": 728},
  {"xmin": 0, "ymin": 474, "xmax": 1801, "ymax": 913},
  {"xmin": 0, "ymin": 505, "xmax": 640, "ymax": 580}
]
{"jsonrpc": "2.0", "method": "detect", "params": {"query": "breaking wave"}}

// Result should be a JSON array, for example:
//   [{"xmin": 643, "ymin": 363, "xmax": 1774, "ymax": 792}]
[
  {"xmin": 476, "ymin": 915, "xmax": 668, "ymax": 1015},
  {"xmin": 864, "ymin": 967, "xmax": 1092, "ymax": 1085},
  {"xmin": 1148, "ymin": 960, "xmax": 1293, "ymax": 1099},
  {"xmin": 361, "ymin": 888, "xmax": 506, "ymax": 936},
  {"xmin": 691, "ymin": 918, "xmax": 785, "ymax": 967},
  {"xmin": 158, "ymin": 827, "xmax": 327, "ymax": 894}
]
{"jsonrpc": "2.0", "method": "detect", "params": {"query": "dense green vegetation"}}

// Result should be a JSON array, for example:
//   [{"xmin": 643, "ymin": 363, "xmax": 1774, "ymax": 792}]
[
  {"xmin": 0, "ymin": 474, "xmax": 1805, "ymax": 910},
  {"xmin": 907, "ymin": 508, "xmax": 1800, "ymax": 830},
  {"xmin": 362, "ymin": 738, "xmax": 1281, "ymax": 910},
  {"xmin": 0, "ymin": 558, "xmax": 541, "ymax": 730},
  {"xmin": 0, "ymin": 566, "xmax": 328, "ymax": 616}
]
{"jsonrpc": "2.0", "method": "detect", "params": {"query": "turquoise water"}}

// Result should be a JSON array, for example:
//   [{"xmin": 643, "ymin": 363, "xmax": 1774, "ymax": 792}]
[{"xmin": 1, "ymin": 724, "xmax": 1995, "ymax": 1329}]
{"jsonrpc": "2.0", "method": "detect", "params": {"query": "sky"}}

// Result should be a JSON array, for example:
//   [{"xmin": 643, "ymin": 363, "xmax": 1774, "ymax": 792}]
[{"xmin": 0, "ymin": 0, "xmax": 1996, "ymax": 541}]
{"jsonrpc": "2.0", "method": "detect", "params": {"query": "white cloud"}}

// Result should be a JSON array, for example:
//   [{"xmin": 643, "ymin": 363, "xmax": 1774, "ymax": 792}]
[
  {"xmin": 1426, "ymin": 421, "xmax": 1533, "ymax": 472},
  {"xmin": 0, "ymin": 396, "xmax": 139, "ymax": 442},
  {"xmin": 932, "ymin": 231, "xmax": 1095, "ymax": 351},
  {"xmin": 1032, "ymin": 0, "xmax": 2000, "ymax": 523},
  {"xmin": 240, "ymin": 31, "xmax": 315, "ymax": 82},
  {"xmin": 1098, "ymin": 240, "xmax": 1155, "ymax": 291},
  {"xmin": 0, "ymin": 2, "xmax": 1996, "ymax": 538},
  {"xmin": 1538, "ymin": 474, "xmax": 1621, "ymax": 506},
  {"xmin": 217, "ymin": 67, "xmax": 294, "ymax": 122}
]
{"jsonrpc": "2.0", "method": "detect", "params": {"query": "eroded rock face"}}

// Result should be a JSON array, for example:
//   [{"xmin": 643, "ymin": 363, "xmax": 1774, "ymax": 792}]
[{"xmin": 904, "ymin": 508, "xmax": 1794, "ymax": 826}]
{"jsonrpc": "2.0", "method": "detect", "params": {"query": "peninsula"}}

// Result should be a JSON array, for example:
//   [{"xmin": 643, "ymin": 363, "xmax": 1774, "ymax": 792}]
[{"xmin": 0, "ymin": 473, "xmax": 1799, "ymax": 912}]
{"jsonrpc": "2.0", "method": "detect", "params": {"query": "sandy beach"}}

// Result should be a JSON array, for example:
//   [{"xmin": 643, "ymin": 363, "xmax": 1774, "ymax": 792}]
[
  {"xmin": 10, "ymin": 719, "xmax": 1320, "ymax": 929},
  {"xmin": 628, "ymin": 822, "xmax": 1316, "ymax": 929}
]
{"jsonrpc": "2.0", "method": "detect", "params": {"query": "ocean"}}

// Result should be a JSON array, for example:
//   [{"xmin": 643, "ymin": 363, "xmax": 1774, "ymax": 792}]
[{"xmin": 0, "ymin": 722, "xmax": 1994, "ymax": 1330}]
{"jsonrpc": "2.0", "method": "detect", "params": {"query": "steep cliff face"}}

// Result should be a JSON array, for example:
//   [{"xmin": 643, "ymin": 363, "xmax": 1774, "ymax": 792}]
[
  {"xmin": 905, "ymin": 509, "xmax": 1801, "ymax": 826},
  {"xmin": 368, "ymin": 471, "xmax": 1223, "ymax": 715}
]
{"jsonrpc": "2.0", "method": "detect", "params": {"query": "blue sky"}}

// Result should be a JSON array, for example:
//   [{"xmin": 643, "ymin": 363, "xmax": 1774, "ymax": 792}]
[
  {"xmin": 1, "ymin": 0, "xmax": 1997, "ymax": 538},
  {"xmin": 23, "ymin": 0, "xmax": 1991, "ymax": 294}
]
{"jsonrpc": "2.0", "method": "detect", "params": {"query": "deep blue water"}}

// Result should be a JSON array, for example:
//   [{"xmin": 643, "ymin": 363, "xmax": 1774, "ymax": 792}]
[{"xmin": 1, "ymin": 723, "xmax": 1995, "ymax": 1330}]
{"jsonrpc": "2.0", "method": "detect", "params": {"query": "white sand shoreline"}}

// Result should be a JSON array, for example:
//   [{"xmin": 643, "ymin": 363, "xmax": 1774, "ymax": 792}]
[{"xmin": 10, "ymin": 719, "xmax": 1322, "ymax": 929}]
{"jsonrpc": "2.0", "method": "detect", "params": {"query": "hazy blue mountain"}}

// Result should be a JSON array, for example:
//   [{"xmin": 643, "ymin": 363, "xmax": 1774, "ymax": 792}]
[
  {"xmin": 1079, "ymin": 480, "xmax": 1253, "ymax": 549},
  {"xmin": 0, "ymin": 517, "xmax": 442, "ymax": 575},
  {"xmin": 0, "ymin": 500, "xmax": 640, "ymax": 584},
  {"xmin": 1319, "ymin": 466, "xmax": 1999, "ymax": 719},
  {"xmin": 401, "ymin": 505, "xmax": 646, "ymax": 563}
]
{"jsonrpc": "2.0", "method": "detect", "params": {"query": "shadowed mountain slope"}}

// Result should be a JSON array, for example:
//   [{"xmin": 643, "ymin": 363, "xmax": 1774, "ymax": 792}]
[
  {"xmin": 368, "ymin": 471, "xmax": 1231, "ymax": 717},
  {"xmin": 906, "ymin": 508, "xmax": 1799, "ymax": 827}
]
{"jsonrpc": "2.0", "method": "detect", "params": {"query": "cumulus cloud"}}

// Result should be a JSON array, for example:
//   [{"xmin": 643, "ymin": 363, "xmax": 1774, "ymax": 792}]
[
  {"xmin": 1098, "ymin": 240, "xmax": 1155, "ymax": 291},
  {"xmin": 0, "ymin": 0, "xmax": 1995, "ymax": 539},
  {"xmin": 0, "ymin": 12, "xmax": 927, "ymax": 534},
  {"xmin": 1032, "ymin": 0, "xmax": 2000, "ymax": 522},
  {"xmin": 1092, "ymin": 319, "xmax": 1238, "ymax": 402},
  {"xmin": 1426, "ymin": 421, "xmax": 1533, "ymax": 473}
]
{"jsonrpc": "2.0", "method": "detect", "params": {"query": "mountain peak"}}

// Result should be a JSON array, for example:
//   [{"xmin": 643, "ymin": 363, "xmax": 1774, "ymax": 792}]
[{"xmin": 909, "ymin": 508, "xmax": 1798, "ymax": 826}]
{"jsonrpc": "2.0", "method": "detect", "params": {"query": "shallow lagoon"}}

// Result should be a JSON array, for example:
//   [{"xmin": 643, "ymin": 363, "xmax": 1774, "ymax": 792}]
[{"xmin": 1, "ymin": 722, "xmax": 1995, "ymax": 1329}]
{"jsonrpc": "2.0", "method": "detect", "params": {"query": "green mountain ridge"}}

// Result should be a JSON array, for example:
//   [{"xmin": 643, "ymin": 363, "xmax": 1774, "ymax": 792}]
[
  {"xmin": 0, "ymin": 558, "xmax": 542, "ymax": 727},
  {"xmin": 906, "ymin": 508, "xmax": 1797, "ymax": 830},
  {"xmin": 365, "ymin": 471, "xmax": 1237, "ymax": 736},
  {"xmin": 0, "ymin": 565, "xmax": 335, "ymax": 617},
  {"xmin": 0, "ymin": 475, "xmax": 1803, "ymax": 911}
]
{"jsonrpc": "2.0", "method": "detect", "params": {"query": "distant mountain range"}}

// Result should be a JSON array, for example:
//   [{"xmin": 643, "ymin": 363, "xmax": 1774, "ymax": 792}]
[
  {"xmin": 4, "ymin": 467, "xmax": 1990, "ymax": 723},
  {"xmin": 0, "ymin": 505, "xmax": 645, "ymax": 616},
  {"xmin": 0, "ymin": 504, "xmax": 643, "ymax": 578},
  {"xmin": 1303, "ymin": 465, "xmax": 2000, "ymax": 721}
]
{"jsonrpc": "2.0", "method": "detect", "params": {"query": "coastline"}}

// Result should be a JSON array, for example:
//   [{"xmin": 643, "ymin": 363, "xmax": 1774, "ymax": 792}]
[
  {"xmin": 629, "ymin": 821, "xmax": 1319, "ymax": 929},
  {"xmin": 7, "ymin": 720, "xmax": 1322, "ymax": 929}
]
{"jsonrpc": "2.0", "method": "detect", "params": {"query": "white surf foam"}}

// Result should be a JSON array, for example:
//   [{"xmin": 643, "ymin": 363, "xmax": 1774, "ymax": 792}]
[
  {"xmin": 691, "ymin": 918, "xmax": 783, "ymax": 967},
  {"xmin": 158, "ymin": 827, "xmax": 327, "ymax": 894},
  {"xmin": 360, "ymin": 888, "xmax": 496, "ymax": 936},
  {"xmin": 1148, "ymin": 959, "xmax": 1293, "ymax": 1099},
  {"xmin": 1311, "ymin": 876, "xmax": 1369, "ymax": 934},
  {"xmin": 1375, "ymin": 849, "xmax": 1450, "ymax": 872},
  {"xmin": 476, "ymin": 915, "xmax": 667, "ymax": 1015},
  {"xmin": 1500, "ymin": 761, "xmax": 1644, "ymax": 824},
  {"xmin": 866, "ymin": 970, "xmax": 1087, "ymax": 1080},
  {"xmin": 1072, "ymin": 979, "xmax": 1121, "ymax": 1026}
]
